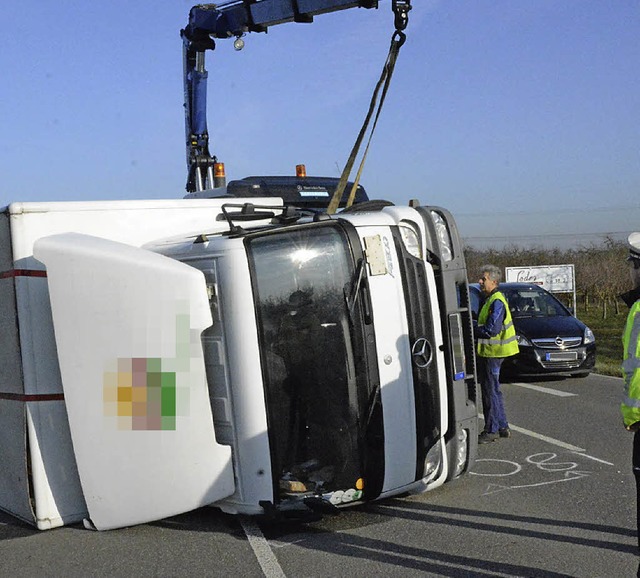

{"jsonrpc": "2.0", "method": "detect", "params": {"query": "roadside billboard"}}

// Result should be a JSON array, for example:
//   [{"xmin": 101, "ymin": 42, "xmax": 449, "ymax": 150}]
[{"xmin": 505, "ymin": 264, "xmax": 576, "ymax": 307}]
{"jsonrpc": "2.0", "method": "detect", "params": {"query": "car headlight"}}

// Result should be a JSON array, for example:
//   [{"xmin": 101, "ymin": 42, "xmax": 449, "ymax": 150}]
[
  {"xmin": 517, "ymin": 334, "xmax": 532, "ymax": 347},
  {"xmin": 584, "ymin": 327, "xmax": 595, "ymax": 345}
]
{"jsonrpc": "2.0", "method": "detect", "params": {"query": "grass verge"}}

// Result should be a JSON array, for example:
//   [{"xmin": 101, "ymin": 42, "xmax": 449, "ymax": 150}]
[{"xmin": 577, "ymin": 303, "xmax": 625, "ymax": 377}]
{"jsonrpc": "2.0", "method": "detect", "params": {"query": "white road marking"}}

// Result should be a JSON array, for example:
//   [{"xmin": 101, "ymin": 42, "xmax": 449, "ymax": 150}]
[
  {"xmin": 509, "ymin": 381, "xmax": 577, "ymax": 397},
  {"xmin": 479, "ymin": 418, "xmax": 614, "ymax": 464},
  {"xmin": 596, "ymin": 374, "xmax": 624, "ymax": 381},
  {"xmin": 507, "ymin": 423, "xmax": 584, "ymax": 451},
  {"xmin": 240, "ymin": 516, "xmax": 286, "ymax": 578},
  {"xmin": 569, "ymin": 451, "xmax": 615, "ymax": 466}
]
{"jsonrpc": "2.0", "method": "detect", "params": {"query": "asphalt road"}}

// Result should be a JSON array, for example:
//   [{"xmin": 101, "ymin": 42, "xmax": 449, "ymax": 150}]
[{"xmin": 1, "ymin": 373, "xmax": 637, "ymax": 577}]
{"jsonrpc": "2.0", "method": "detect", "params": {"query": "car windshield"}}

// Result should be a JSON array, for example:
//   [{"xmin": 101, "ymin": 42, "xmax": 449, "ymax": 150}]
[{"xmin": 502, "ymin": 287, "xmax": 570, "ymax": 319}]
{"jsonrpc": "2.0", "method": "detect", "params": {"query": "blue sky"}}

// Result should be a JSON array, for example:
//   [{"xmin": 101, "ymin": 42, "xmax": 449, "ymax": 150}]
[{"xmin": 2, "ymin": 1, "xmax": 639, "ymax": 248}]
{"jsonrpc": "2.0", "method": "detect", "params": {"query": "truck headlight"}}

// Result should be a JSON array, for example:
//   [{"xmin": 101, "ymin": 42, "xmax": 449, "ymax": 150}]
[
  {"xmin": 422, "ymin": 443, "xmax": 442, "ymax": 482},
  {"xmin": 430, "ymin": 211, "xmax": 453, "ymax": 262},
  {"xmin": 452, "ymin": 428, "xmax": 468, "ymax": 479},
  {"xmin": 400, "ymin": 224, "xmax": 422, "ymax": 259}
]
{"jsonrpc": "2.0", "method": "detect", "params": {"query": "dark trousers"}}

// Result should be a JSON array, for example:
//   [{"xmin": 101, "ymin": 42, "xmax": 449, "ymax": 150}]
[
  {"xmin": 634, "ymin": 430, "xmax": 640, "ymax": 550},
  {"xmin": 478, "ymin": 356, "xmax": 508, "ymax": 434}
]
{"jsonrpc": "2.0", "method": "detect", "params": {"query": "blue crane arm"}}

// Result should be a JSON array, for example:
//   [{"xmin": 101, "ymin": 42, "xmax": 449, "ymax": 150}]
[
  {"xmin": 180, "ymin": 1, "xmax": 412, "ymax": 192},
  {"xmin": 183, "ymin": 1, "xmax": 379, "ymax": 43}
]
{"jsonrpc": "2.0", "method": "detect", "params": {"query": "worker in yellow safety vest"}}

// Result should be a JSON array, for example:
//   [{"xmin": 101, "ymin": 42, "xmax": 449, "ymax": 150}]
[
  {"xmin": 475, "ymin": 264, "xmax": 519, "ymax": 444},
  {"xmin": 620, "ymin": 232, "xmax": 640, "ymax": 551}
]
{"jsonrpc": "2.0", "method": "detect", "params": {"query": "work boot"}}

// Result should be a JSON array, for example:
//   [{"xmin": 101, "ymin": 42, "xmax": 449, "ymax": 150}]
[
  {"xmin": 499, "ymin": 427, "xmax": 511, "ymax": 438},
  {"xmin": 478, "ymin": 431, "xmax": 499, "ymax": 444}
]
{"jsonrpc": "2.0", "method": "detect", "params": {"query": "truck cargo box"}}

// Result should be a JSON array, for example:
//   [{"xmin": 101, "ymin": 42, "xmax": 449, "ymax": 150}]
[{"xmin": 0, "ymin": 199, "xmax": 279, "ymax": 529}]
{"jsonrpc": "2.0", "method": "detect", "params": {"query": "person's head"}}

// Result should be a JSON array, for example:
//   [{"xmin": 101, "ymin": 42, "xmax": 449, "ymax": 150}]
[
  {"xmin": 289, "ymin": 289, "xmax": 313, "ymax": 309},
  {"xmin": 628, "ymin": 232, "xmax": 640, "ymax": 289},
  {"xmin": 478, "ymin": 265, "xmax": 501, "ymax": 296}
]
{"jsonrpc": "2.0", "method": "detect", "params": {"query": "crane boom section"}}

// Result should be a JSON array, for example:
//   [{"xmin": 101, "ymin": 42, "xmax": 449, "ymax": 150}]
[
  {"xmin": 181, "ymin": 0, "xmax": 380, "ymax": 192},
  {"xmin": 184, "ymin": 1, "xmax": 378, "ymax": 41}
]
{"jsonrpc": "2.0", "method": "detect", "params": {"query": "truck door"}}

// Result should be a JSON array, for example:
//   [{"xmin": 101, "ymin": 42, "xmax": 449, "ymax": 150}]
[
  {"xmin": 417, "ymin": 206, "xmax": 479, "ymax": 479},
  {"xmin": 34, "ymin": 233, "xmax": 235, "ymax": 530}
]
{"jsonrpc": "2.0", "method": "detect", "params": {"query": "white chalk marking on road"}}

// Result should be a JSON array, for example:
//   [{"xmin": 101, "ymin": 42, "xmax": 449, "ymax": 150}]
[
  {"xmin": 240, "ymin": 516, "xmax": 286, "ymax": 578},
  {"xmin": 509, "ymin": 381, "xmax": 577, "ymax": 397},
  {"xmin": 470, "ymin": 459, "xmax": 522, "ymax": 477},
  {"xmin": 482, "ymin": 470, "xmax": 591, "ymax": 495},
  {"xmin": 270, "ymin": 538, "xmax": 309, "ymax": 549}
]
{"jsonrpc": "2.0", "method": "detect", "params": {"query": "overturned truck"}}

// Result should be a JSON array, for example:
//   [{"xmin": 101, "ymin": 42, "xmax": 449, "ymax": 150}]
[{"xmin": 0, "ymin": 183, "xmax": 478, "ymax": 530}]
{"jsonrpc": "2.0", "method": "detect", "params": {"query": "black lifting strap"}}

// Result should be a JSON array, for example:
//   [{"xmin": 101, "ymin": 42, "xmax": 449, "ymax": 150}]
[{"xmin": 326, "ymin": 2, "xmax": 410, "ymax": 215}]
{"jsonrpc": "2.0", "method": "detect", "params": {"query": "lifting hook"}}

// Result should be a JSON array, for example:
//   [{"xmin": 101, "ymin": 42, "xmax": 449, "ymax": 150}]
[{"xmin": 392, "ymin": 0, "xmax": 412, "ymax": 32}]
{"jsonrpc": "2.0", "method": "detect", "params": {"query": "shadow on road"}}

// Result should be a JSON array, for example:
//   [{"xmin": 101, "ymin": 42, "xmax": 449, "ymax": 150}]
[
  {"xmin": 0, "ymin": 510, "xmax": 40, "ymax": 541},
  {"xmin": 368, "ymin": 498, "xmax": 637, "ymax": 554}
]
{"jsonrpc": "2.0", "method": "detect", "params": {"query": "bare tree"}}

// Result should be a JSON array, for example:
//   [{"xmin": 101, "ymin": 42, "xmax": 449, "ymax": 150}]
[{"xmin": 463, "ymin": 238, "xmax": 628, "ymax": 318}]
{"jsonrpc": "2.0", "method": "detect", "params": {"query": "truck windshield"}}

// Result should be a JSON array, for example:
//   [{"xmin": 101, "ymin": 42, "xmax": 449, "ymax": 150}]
[{"xmin": 247, "ymin": 225, "xmax": 365, "ymax": 501}]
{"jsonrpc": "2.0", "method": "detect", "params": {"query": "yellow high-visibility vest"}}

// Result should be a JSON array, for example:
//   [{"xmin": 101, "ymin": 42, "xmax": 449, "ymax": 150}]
[
  {"xmin": 477, "ymin": 291, "xmax": 519, "ymax": 358},
  {"xmin": 621, "ymin": 300, "xmax": 640, "ymax": 428}
]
